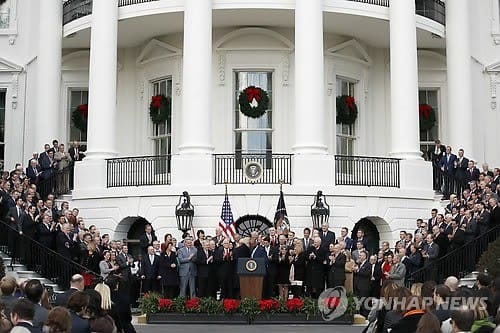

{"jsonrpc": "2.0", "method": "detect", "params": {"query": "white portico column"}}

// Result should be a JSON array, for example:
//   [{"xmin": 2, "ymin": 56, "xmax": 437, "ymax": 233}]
[
  {"xmin": 35, "ymin": 0, "xmax": 62, "ymax": 147},
  {"xmin": 178, "ymin": 0, "xmax": 213, "ymax": 154},
  {"xmin": 293, "ymin": 0, "xmax": 327, "ymax": 155},
  {"xmin": 388, "ymin": 0, "xmax": 422, "ymax": 160},
  {"xmin": 86, "ymin": 0, "xmax": 118, "ymax": 160},
  {"xmin": 74, "ymin": 0, "xmax": 117, "ymax": 190},
  {"xmin": 171, "ymin": 0, "xmax": 213, "ymax": 185},
  {"xmin": 292, "ymin": 0, "xmax": 334, "ymax": 186},
  {"xmin": 446, "ymin": 0, "xmax": 473, "ymax": 156}
]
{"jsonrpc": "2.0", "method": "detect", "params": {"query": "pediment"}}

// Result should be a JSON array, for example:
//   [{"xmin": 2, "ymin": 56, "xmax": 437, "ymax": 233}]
[
  {"xmin": 485, "ymin": 61, "xmax": 500, "ymax": 73},
  {"xmin": 0, "ymin": 57, "xmax": 22, "ymax": 72},
  {"xmin": 417, "ymin": 50, "xmax": 446, "ymax": 71},
  {"xmin": 62, "ymin": 50, "xmax": 90, "ymax": 71},
  {"xmin": 136, "ymin": 39, "xmax": 182, "ymax": 65},
  {"xmin": 215, "ymin": 28, "xmax": 294, "ymax": 51},
  {"xmin": 327, "ymin": 39, "xmax": 372, "ymax": 66}
]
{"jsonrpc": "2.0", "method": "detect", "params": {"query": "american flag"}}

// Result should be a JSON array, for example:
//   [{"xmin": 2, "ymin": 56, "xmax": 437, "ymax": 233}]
[{"xmin": 219, "ymin": 192, "xmax": 236, "ymax": 241}]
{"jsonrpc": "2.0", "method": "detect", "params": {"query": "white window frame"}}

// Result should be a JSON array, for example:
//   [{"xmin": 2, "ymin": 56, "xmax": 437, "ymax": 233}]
[
  {"xmin": 67, "ymin": 88, "xmax": 88, "ymax": 147},
  {"xmin": 336, "ymin": 77, "xmax": 358, "ymax": 156},
  {"xmin": 418, "ymin": 88, "xmax": 440, "ymax": 158},
  {"xmin": 150, "ymin": 77, "xmax": 172, "ymax": 157}
]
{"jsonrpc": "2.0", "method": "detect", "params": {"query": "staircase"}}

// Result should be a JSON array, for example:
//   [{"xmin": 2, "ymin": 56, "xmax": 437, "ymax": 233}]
[{"xmin": 0, "ymin": 218, "xmax": 99, "ymax": 293}]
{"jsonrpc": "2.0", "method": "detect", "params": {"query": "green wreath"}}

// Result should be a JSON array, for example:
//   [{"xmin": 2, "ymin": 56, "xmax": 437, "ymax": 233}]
[
  {"xmin": 336, "ymin": 95, "xmax": 358, "ymax": 125},
  {"xmin": 419, "ymin": 104, "xmax": 436, "ymax": 131},
  {"xmin": 72, "ymin": 104, "xmax": 88, "ymax": 132},
  {"xmin": 149, "ymin": 95, "xmax": 171, "ymax": 124},
  {"xmin": 238, "ymin": 86, "xmax": 270, "ymax": 118}
]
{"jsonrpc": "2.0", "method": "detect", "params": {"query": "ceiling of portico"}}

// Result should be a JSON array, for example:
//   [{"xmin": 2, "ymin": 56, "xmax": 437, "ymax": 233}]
[{"xmin": 62, "ymin": 9, "xmax": 445, "ymax": 50}]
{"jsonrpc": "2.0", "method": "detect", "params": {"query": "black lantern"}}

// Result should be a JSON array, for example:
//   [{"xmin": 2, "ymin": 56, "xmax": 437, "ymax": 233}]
[
  {"xmin": 310, "ymin": 190, "xmax": 330, "ymax": 230},
  {"xmin": 175, "ymin": 191, "xmax": 194, "ymax": 233}
]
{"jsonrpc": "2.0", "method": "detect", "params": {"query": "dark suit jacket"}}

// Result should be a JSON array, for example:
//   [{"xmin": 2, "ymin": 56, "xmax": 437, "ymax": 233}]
[
  {"xmin": 69, "ymin": 147, "xmax": 86, "ymax": 161},
  {"xmin": 54, "ymin": 287, "xmax": 79, "ymax": 306},
  {"xmin": 465, "ymin": 167, "xmax": 480, "ymax": 183},
  {"xmin": 328, "ymin": 252, "xmax": 346, "ymax": 283},
  {"xmin": 70, "ymin": 311, "xmax": 91, "ymax": 333},
  {"xmin": 427, "ymin": 144, "xmax": 446, "ymax": 165},
  {"xmin": 139, "ymin": 232, "xmax": 157, "ymax": 255},
  {"xmin": 37, "ymin": 223, "xmax": 55, "ymax": 249},
  {"xmin": 21, "ymin": 213, "xmax": 37, "ymax": 239},
  {"xmin": 7, "ymin": 206, "xmax": 24, "ymax": 231},
  {"xmin": 139, "ymin": 254, "xmax": 159, "ymax": 279},
  {"xmin": 454, "ymin": 157, "xmax": 469, "ymax": 182},
  {"xmin": 448, "ymin": 228, "xmax": 465, "ymax": 251},
  {"xmin": 490, "ymin": 205, "xmax": 500, "ymax": 228},
  {"xmin": 425, "ymin": 242, "xmax": 440, "ymax": 265},
  {"xmin": 302, "ymin": 238, "xmax": 312, "ymax": 251},
  {"xmin": 26, "ymin": 166, "xmax": 42, "ymax": 184},
  {"xmin": 196, "ymin": 249, "xmax": 213, "ymax": 278},
  {"xmin": 355, "ymin": 260, "xmax": 371, "ymax": 295},
  {"xmin": 56, "ymin": 232, "xmax": 75, "ymax": 259},
  {"xmin": 251, "ymin": 245, "xmax": 269, "ymax": 267},
  {"xmin": 440, "ymin": 154, "xmax": 457, "ymax": 174},
  {"xmin": 320, "ymin": 230, "xmax": 336, "ymax": 249}
]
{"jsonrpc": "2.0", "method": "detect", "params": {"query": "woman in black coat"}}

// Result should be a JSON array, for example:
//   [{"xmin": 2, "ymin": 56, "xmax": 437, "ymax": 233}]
[
  {"xmin": 157, "ymin": 242, "xmax": 179, "ymax": 298},
  {"xmin": 276, "ymin": 245, "xmax": 291, "ymax": 300}
]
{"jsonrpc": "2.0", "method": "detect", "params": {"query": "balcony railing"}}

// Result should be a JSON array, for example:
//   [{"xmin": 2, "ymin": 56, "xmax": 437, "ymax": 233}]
[
  {"xmin": 214, "ymin": 153, "xmax": 292, "ymax": 185},
  {"xmin": 335, "ymin": 155, "xmax": 400, "ymax": 188},
  {"xmin": 106, "ymin": 155, "xmax": 171, "ymax": 187},
  {"xmin": 63, "ymin": 0, "xmax": 446, "ymax": 26}
]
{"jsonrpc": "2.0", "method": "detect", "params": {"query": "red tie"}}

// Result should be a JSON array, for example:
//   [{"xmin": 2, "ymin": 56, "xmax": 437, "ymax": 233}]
[{"xmin": 225, "ymin": 249, "xmax": 229, "ymax": 260}]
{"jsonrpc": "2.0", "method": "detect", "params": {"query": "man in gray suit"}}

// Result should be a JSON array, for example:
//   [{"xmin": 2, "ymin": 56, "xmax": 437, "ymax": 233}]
[
  {"xmin": 423, "ymin": 234, "xmax": 440, "ymax": 282},
  {"xmin": 178, "ymin": 236, "xmax": 198, "ymax": 297},
  {"xmin": 387, "ymin": 254, "xmax": 406, "ymax": 286}
]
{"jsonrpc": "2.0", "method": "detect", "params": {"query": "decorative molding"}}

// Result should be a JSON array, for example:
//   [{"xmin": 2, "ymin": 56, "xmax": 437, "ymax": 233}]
[
  {"xmin": 491, "ymin": 0, "xmax": 500, "ymax": 44},
  {"xmin": 137, "ymin": 81, "xmax": 144, "ymax": 101},
  {"xmin": 10, "ymin": 73, "xmax": 18, "ymax": 109},
  {"xmin": 8, "ymin": 34, "xmax": 16, "ymax": 45},
  {"xmin": 62, "ymin": 50, "xmax": 90, "ymax": 71},
  {"xmin": 217, "ymin": 52, "xmax": 226, "ymax": 85},
  {"xmin": 136, "ymin": 39, "xmax": 182, "ymax": 65},
  {"xmin": 281, "ymin": 54, "xmax": 290, "ymax": 86},
  {"xmin": 215, "ymin": 27, "xmax": 294, "ymax": 51},
  {"xmin": 327, "ymin": 39, "xmax": 372, "ymax": 66},
  {"xmin": 0, "ymin": 56, "xmax": 22, "ymax": 72},
  {"xmin": 175, "ymin": 57, "xmax": 182, "ymax": 96},
  {"xmin": 484, "ymin": 61, "xmax": 500, "ymax": 111}
]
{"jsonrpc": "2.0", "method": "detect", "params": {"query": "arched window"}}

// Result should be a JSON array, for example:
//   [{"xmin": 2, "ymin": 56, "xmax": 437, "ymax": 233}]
[{"xmin": 234, "ymin": 215, "xmax": 273, "ymax": 237}]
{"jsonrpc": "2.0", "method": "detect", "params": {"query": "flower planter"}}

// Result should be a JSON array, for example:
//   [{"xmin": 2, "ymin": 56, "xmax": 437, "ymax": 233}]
[
  {"xmin": 146, "ymin": 313, "xmax": 249, "ymax": 324},
  {"xmin": 146, "ymin": 313, "xmax": 353, "ymax": 325},
  {"xmin": 251, "ymin": 313, "xmax": 354, "ymax": 325}
]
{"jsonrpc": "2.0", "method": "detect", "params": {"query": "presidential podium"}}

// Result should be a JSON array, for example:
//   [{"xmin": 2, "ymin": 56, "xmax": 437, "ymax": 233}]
[{"xmin": 237, "ymin": 258, "xmax": 266, "ymax": 300}]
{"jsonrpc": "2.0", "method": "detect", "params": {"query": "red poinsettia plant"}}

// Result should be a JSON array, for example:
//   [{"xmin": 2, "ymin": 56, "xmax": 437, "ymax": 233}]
[
  {"xmin": 158, "ymin": 298, "xmax": 173, "ymax": 312},
  {"xmin": 222, "ymin": 299, "xmax": 240, "ymax": 314},
  {"xmin": 286, "ymin": 298, "xmax": 304, "ymax": 313},
  {"xmin": 185, "ymin": 298, "xmax": 201, "ymax": 312},
  {"xmin": 258, "ymin": 299, "xmax": 280, "ymax": 313}
]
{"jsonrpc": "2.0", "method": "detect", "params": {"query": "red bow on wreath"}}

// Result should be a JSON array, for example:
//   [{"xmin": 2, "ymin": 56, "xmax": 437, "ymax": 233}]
[
  {"xmin": 346, "ymin": 96, "xmax": 355, "ymax": 110},
  {"xmin": 245, "ymin": 87, "xmax": 262, "ymax": 103},
  {"xmin": 79, "ymin": 104, "xmax": 88, "ymax": 118},
  {"xmin": 419, "ymin": 104, "xmax": 431, "ymax": 119},
  {"xmin": 151, "ymin": 95, "xmax": 163, "ymax": 108}
]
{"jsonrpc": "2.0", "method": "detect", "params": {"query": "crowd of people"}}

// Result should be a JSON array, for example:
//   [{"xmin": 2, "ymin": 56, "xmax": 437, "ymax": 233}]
[
  {"xmin": 0, "ymin": 139, "xmax": 499, "ymax": 333},
  {"xmin": 0, "ymin": 274, "xmax": 135, "ymax": 333}
]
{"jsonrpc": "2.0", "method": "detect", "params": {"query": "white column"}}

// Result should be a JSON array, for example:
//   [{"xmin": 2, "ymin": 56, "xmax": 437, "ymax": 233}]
[
  {"xmin": 178, "ymin": 0, "xmax": 213, "ymax": 154},
  {"xmin": 389, "ymin": 0, "xmax": 422, "ymax": 160},
  {"xmin": 293, "ymin": 0, "xmax": 327, "ymax": 154},
  {"xmin": 35, "ymin": 0, "xmax": 62, "ymax": 147},
  {"xmin": 446, "ymin": 0, "xmax": 473, "ymax": 156},
  {"xmin": 86, "ymin": 0, "xmax": 118, "ymax": 160}
]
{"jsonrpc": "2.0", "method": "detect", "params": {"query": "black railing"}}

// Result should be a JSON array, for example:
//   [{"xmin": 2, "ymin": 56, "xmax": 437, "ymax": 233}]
[
  {"xmin": 415, "ymin": 0, "xmax": 446, "ymax": 25},
  {"xmin": 405, "ymin": 225, "xmax": 500, "ymax": 287},
  {"xmin": 214, "ymin": 153, "xmax": 292, "ymax": 185},
  {"xmin": 63, "ymin": 0, "xmax": 160, "ymax": 25},
  {"xmin": 107, "ymin": 155, "xmax": 171, "ymax": 187},
  {"xmin": 63, "ymin": 0, "xmax": 446, "ymax": 25},
  {"xmin": 0, "ymin": 218, "xmax": 99, "ymax": 289},
  {"xmin": 335, "ymin": 155, "xmax": 400, "ymax": 188},
  {"xmin": 37, "ymin": 164, "xmax": 74, "ymax": 200},
  {"xmin": 432, "ymin": 164, "xmax": 465, "ymax": 199}
]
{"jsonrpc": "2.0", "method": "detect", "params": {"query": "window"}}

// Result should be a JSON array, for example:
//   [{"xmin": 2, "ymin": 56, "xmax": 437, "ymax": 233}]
[
  {"xmin": 418, "ymin": 89, "xmax": 439, "ymax": 158},
  {"xmin": 151, "ymin": 78, "xmax": 172, "ymax": 173},
  {"xmin": 336, "ymin": 78, "xmax": 357, "ymax": 156},
  {"xmin": 68, "ymin": 89, "xmax": 88, "ymax": 146},
  {"xmin": 234, "ymin": 71, "xmax": 272, "ymax": 167},
  {"xmin": 0, "ymin": 90, "xmax": 5, "ymax": 169},
  {"xmin": 0, "ymin": 1, "xmax": 9, "ymax": 29}
]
